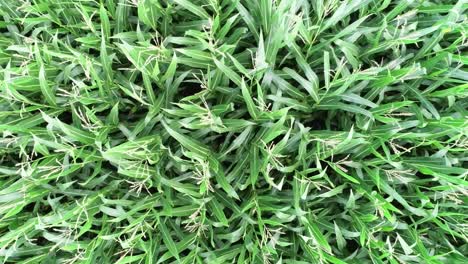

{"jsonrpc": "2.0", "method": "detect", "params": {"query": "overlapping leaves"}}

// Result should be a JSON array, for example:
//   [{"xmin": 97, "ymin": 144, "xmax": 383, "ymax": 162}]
[{"xmin": 0, "ymin": 0, "xmax": 467, "ymax": 263}]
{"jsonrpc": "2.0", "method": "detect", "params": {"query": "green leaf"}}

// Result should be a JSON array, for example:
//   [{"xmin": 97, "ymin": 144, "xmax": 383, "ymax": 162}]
[
  {"xmin": 158, "ymin": 217, "xmax": 180, "ymax": 261},
  {"xmin": 173, "ymin": 0, "xmax": 210, "ymax": 20},
  {"xmin": 39, "ymin": 65, "xmax": 56, "ymax": 106}
]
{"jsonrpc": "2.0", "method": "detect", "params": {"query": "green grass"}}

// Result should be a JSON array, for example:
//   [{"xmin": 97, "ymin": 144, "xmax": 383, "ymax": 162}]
[{"xmin": 0, "ymin": 0, "xmax": 467, "ymax": 263}]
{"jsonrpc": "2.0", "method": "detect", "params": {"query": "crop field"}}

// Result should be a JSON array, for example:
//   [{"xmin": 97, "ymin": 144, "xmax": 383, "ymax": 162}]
[{"xmin": 0, "ymin": 0, "xmax": 467, "ymax": 263}]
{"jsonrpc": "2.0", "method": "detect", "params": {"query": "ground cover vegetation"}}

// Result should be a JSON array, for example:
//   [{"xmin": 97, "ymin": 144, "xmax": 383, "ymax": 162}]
[{"xmin": 0, "ymin": 0, "xmax": 467, "ymax": 263}]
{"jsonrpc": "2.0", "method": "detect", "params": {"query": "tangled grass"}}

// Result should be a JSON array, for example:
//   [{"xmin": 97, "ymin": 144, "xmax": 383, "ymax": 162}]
[{"xmin": 0, "ymin": 0, "xmax": 467, "ymax": 263}]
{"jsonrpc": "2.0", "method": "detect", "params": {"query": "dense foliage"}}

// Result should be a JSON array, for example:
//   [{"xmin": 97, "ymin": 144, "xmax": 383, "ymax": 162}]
[{"xmin": 0, "ymin": 0, "xmax": 467, "ymax": 263}]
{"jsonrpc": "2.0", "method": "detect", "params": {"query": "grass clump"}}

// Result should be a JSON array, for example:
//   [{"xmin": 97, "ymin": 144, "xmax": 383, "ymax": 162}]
[{"xmin": 1, "ymin": 0, "xmax": 467, "ymax": 263}]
